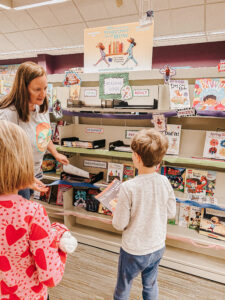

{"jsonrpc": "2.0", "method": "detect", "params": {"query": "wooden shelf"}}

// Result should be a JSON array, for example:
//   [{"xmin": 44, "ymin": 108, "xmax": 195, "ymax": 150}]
[{"xmin": 33, "ymin": 199, "xmax": 63, "ymax": 212}]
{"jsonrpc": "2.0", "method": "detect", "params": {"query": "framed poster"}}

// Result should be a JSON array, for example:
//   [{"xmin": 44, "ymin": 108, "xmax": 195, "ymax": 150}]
[{"xmin": 99, "ymin": 73, "xmax": 129, "ymax": 100}]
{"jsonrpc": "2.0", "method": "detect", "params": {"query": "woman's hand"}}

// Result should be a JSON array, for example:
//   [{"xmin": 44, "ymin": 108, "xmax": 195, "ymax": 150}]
[
  {"xmin": 29, "ymin": 177, "xmax": 49, "ymax": 193},
  {"xmin": 54, "ymin": 153, "xmax": 69, "ymax": 165}
]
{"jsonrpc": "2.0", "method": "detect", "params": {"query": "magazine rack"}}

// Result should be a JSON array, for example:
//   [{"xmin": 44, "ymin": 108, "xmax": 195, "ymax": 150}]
[{"xmin": 44, "ymin": 67, "xmax": 225, "ymax": 283}]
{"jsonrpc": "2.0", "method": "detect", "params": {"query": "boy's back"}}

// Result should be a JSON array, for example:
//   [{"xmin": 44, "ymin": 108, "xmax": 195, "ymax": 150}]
[{"xmin": 112, "ymin": 172, "xmax": 176, "ymax": 255}]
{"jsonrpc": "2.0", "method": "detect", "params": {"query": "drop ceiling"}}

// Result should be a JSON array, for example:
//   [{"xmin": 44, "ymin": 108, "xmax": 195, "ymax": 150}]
[{"xmin": 0, "ymin": 0, "xmax": 225, "ymax": 60}]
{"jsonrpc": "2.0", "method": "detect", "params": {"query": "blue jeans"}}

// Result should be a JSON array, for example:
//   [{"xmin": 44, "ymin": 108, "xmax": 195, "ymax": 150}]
[{"xmin": 114, "ymin": 247, "xmax": 165, "ymax": 300}]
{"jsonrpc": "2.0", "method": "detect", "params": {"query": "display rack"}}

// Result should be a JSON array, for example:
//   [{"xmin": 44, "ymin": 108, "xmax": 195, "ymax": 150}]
[{"xmin": 44, "ymin": 67, "xmax": 225, "ymax": 283}]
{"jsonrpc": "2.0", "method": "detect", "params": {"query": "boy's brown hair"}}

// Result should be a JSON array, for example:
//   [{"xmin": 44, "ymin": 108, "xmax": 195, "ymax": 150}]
[
  {"xmin": 0, "ymin": 120, "xmax": 34, "ymax": 195},
  {"xmin": 131, "ymin": 128, "xmax": 168, "ymax": 167}
]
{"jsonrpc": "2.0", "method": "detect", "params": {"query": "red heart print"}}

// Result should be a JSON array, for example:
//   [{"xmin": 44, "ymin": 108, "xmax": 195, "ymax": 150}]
[
  {"xmin": 26, "ymin": 265, "xmax": 36, "ymax": 278},
  {"xmin": 34, "ymin": 249, "xmax": 47, "ymax": 270},
  {"xmin": 30, "ymin": 224, "xmax": 48, "ymax": 241},
  {"xmin": 0, "ymin": 201, "xmax": 13, "ymax": 208},
  {"xmin": 0, "ymin": 256, "xmax": 11, "ymax": 272},
  {"xmin": 49, "ymin": 238, "xmax": 57, "ymax": 248},
  {"xmin": 42, "ymin": 277, "xmax": 54, "ymax": 287},
  {"xmin": 58, "ymin": 249, "xmax": 66, "ymax": 264},
  {"xmin": 21, "ymin": 247, "xmax": 32, "ymax": 258},
  {"xmin": 43, "ymin": 207, "xmax": 47, "ymax": 216},
  {"xmin": 31, "ymin": 282, "xmax": 43, "ymax": 293},
  {"xmin": 1, "ymin": 280, "xmax": 18, "ymax": 295},
  {"xmin": 24, "ymin": 215, "xmax": 33, "ymax": 225},
  {"xmin": 6, "ymin": 225, "xmax": 26, "ymax": 246},
  {"xmin": 9, "ymin": 294, "xmax": 20, "ymax": 300}
]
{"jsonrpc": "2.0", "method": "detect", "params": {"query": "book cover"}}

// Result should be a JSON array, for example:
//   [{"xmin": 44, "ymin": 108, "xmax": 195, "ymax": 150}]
[
  {"xmin": 193, "ymin": 78, "xmax": 225, "ymax": 111},
  {"xmin": 98, "ymin": 203, "xmax": 113, "ymax": 216},
  {"xmin": 188, "ymin": 206, "xmax": 201, "ymax": 230},
  {"xmin": 168, "ymin": 202, "xmax": 180, "ymax": 225},
  {"xmin": 185, "ymin": 168, "xmax": 208, "ymax": 202},
  {"xmin": 164, "ymin": 124, "xmax": 182, "ymax": 155},
  {"xmin": 169, "ymin": 80, "xmax": 190, "ymax": 109},
  {"xmin": 178, "ymin": 203, "xmax": 190, "ymax": 227},
  {"xmin": 203, "ymin": 131, "xmax": 225, "ymax": 160},
  {"xmin": 95, "ymin": 179, "xmax": 122, "ymax": 212},
  {"xmin": 199, "ymin": 208, "xmax": 225, "ymax": 241},
  {"xmin": 107, "ymin": 162, "xmax": 124, "ymax": 183},
  {"xmin": 161, "ymin": 166, "xmax": 186, "ymax": 192},
  {"xmin": 123, "ymin": 164, "xmax": 135, "ymax": 182},
  {"xmin": 56, "ymin": 184, "xmax": 72, "ymax": 206}
]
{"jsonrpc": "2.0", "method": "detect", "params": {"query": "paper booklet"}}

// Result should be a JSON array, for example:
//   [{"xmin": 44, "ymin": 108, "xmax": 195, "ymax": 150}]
[
  {"xmin": 164, "ymin": 124, "xmax": 181, "ymax": 155},
  {"xmin": 169, "ymin": 80, "xmax": 190, "ymax": 109},
  {"xmin": 203, "ymin": 131, "xmax": 225, "ymax": 160},
  {"xmin": 107, "ymin": 162, "xmax": 124, "ymax": 183},
  {"xmin": 193, "ymin": 78, "xmax": 225, "ymax": 111},
  {"xmin": 95, "ymin": 179, "xmax": 122, "ymax": 212},
  {"xmin": 63, "ymin": 164, "xmax": 90, "ymax": 179}
]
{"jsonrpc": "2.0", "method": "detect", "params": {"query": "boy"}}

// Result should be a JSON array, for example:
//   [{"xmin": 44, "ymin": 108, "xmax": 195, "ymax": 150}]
[{"xmin": 112, "ymin": 129, "xmax": 176, "ymax": 300}]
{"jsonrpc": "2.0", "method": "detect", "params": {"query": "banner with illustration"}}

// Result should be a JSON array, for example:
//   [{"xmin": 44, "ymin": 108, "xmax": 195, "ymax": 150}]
[{"xmin": 84, "ymin": 21, "xmax": 154, "ymax": 73}]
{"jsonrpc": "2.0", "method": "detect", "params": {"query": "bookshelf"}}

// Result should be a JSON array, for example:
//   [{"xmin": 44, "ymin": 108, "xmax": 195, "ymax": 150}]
[{"xmin": 45, "ymin": 67, "xmax": 225, "ymax": 284}]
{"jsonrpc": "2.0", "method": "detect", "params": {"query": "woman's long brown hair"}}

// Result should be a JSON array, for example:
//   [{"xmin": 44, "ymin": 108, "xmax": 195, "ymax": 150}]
[{"xmin": 0, "ymin": 61, "xmax": 48, "ymax": 122}]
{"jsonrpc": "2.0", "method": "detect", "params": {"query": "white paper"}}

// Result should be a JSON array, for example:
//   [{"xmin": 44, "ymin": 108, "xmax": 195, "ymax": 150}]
[{"xmin": 63, "ymin": 164, "xmax": 90, "ymax": 178}]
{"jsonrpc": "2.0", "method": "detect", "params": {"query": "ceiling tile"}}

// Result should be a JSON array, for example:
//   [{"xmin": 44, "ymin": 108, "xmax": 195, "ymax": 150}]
[
  {"xmin": 0, "ymin": 12, "xmax": 18, "ymax": 33},
  {"xmin": 171, "ymin": 5, "xmax": 204, "ymax": 34},
  {"xmin": 103, "ymin": 0, "xmax": 137, "ymax": 18},
  {"xmin": 169, "ymin": 0, "xmax": 204, "ymax": 9},
  {"xmin": 0, "ymin": 34, "xmax": 17, "ymax": 51},
  {"xmin": 136, "ymin": 0, "xmax": 170, "ymax": 11},
  {"xmin": 206, "ymin": 2, "xmax": 225, "ymax": 31},
  {"xmin": 23, "ymin": 29, "xmax": 53, "ymax": 49},
  {"xmin": 154, "ymin": 10, "xmax": 173, "ymax": 37},
  {"xmin": 5, "ymin": 32, "xmax": 35, "ymax": 50},
  {"xmin": 73, "ymin": 0, "xmax": 109, "ymax": 21},
  {"xmin": 28, "ymin": 6, "xmax": 60, "ymax": 27},
  {"xmin": 5, "ymin": 10, "xmax": 38, "ymax": 31},
  {"xmin": 87, "ymin": 14, "xmax": 138, "ymax": 28},
  {"xmin": 63, "ymin": 23, "xmax": 86, "ymax": 44},
  {"xmin": 50, "ymin": 1, "xmax": 83, "ymax": 25},
  {"xmin": 42, "ymin": 26, "xmax": 72, "ymax": 47}
]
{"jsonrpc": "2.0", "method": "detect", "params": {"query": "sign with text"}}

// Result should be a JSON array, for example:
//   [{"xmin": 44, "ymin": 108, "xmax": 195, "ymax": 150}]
[{"xmin": 84, "ymin": 21, "xmax": 154, "ymax": 73}]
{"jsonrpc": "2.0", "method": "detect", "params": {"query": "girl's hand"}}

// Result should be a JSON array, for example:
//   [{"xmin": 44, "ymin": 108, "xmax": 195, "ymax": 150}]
[
  {"xmin": 55, "ymin": 153, "xmax": 69, "ymax": 165},
  {"xmin": 29, "ymin": 177, "xmax": 49, "ymax": 193}
]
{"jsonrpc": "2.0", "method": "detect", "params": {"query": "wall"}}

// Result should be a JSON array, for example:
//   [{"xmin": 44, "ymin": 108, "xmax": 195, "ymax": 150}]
[{"xmin": 0, "ymin": 41, "xmax": 224, "ymax": 74}]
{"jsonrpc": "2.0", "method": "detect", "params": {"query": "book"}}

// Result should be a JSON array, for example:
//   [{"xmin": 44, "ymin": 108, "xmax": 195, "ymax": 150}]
[
  {"xmin": 161, "ymin": 166, "xmax": 186, "ymax": 193},
  {"xmin": 185, "ymin": 168, "xmax": 208, "ymax": 202},
  {"xmin": 107, "ymin": 162, "xmax": 124, "ymax": 183},
  {"xmin": 168, "ymin": 202, "xmax": 180, "ymax": 225},
  {"xmin": 95, "ymin": 179, "xmax": 122, "ymax": 212},
  {"xmin": 63, "ymin": 164, "xmax": 90, "ymax": 179},
  {"xmin": 98, "ymin": 203, "xmax": 112, "ymax": 216},
  {"xmin": 203, "ymin": 131, "xmax": 225, "ymax": 160},
  {"xmin": 164, "ymin": 124, "xmax": 181, "ymax": 155},
  {"xmin": 188, "ymin": 206, "xmax": 201, "ymax": 230},
  {"xmin": 56, "ymin": 184, "xmax": 72, "ymax": 206},
  {"xmin": 178, "ymin": 203, "xmax": 190, "ymax": 227},
  {"xmin": 193, "ymin": 78, "xmax": 225, "ymax": 111},
  {"xmin": 199, "ymin": 208, "xmax": 225, "ymax": 241},
  {"xmin": 169, "ymin": 80, "xmax": 190, "ymax": 109},
  {"xmin": 123, "ymin": 164, "xmax": 135, "ymax": 181}
]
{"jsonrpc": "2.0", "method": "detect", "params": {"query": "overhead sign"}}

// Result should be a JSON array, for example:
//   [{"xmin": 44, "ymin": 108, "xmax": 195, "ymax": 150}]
[{"xmin": 84, "ymin": 21, "xmax": 154, "ymax": 73}]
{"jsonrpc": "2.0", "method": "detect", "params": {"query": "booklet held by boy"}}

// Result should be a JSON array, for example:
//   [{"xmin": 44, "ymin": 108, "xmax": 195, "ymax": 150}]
[{"xmin": 95, "ymin": 179, "xmax": 122, "ymax": 212}]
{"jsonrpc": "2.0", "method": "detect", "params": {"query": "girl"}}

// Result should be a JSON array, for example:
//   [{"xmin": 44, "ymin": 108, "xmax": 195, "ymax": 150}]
[{"xmin": 0, "ymin": 120, "xmax": 76, "ymax": 300}]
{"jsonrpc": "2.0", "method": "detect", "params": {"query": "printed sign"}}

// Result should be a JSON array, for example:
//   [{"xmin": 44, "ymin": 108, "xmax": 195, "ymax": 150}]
[
  {"xmin": 125, "ymin": 130, "xmax": 139, "ymax": 139},
  {"xmin": 99, "ymin": 73, "xmax": 129, "ymax": 100},
  {"xmin": 133, "ymin": 89, "xmax": 149, "ymax": 97},
  {"xmin": 177, "ymin": 108, "xmax": 196, "ymax": 117},
  {"xmin": 84, "ymin": 21, "xmax": 154, "ymax": 73},
  {"xmin": 85, "ymin": 127, "xmax": 104, "ymax": 134},
  {"xmin": 218, "ymin": 61, "xmax": 225, "ymax": 72},
  {"xmin": 84, "ymin": 160, "xmax": 107, "ymax": 169},
  {"xmin": 84, "ymin": 89, "xmax": 98, "ymax": 97}
]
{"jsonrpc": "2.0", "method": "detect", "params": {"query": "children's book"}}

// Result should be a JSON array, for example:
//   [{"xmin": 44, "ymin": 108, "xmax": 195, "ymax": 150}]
[
  {"xmin": 98, "ymin": 203, "xmax": 113, "ymax": 216},
  {"xmin": 203, "ymin": 131, "xmax": 225, "ymax": 160},
  {"xmin": 95, "ymin": 179, "xmax": 122, "ymax": 212},
  {"xmin": 161, "ymin": 166, "xmax": 186, "ymax": 192},
  {"xmin": 188, "ymin": 206, "xmax": 201, "ymax": 230},
  {"xmin": 107, "ymin": 162, "xmax": 124, "ymax": 183},
  {"xmin": 193, "ymin": 78, "xmax": 225, "ymax": 111},
  {"xmin": 56, "ymin": 184, "xmax": 72, "ymax": 206},
  {"xmin": 123, "ymin": 164, "xmax": 135, "ymax": 182},
  {"xmin": 199, "ymin": 208, "xmax": 225, "ymax": 241},
  {"xmin": 168, "ymin": 202, "xmax": 180, "ymax": 225},
  {"xmin": 178, "ymin": 203, "xmax": 190, "ymax": 227},
  {"xmin": 164, "ymin": 124, "xmax": 182, "ymax": 155},
  {"xmin": 169, "ymin": 80, "xmax": 190, "ymax": 109},
  {"xmin": 185, "ymin": 168, "xmax": 208, "ymax": 202}
]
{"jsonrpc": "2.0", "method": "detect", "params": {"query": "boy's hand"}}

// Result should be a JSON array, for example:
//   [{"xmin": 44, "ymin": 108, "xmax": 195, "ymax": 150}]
[{"xmin": 29, "ymin": 178, "xmax": 49, "ymax": 193}]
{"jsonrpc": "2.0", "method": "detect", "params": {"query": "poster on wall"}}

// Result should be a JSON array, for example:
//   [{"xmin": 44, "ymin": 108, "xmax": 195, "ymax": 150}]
[
  {"xmin": 84, "ymin": 21, "xmax": 154, "ymax": 73},
  {"xmin": 193, "ymin": 79, "xmax": 225, "ymax": 111},
  {"xmin": 99, "ymin": 73, "xmax": 129, "ymax": 100}
]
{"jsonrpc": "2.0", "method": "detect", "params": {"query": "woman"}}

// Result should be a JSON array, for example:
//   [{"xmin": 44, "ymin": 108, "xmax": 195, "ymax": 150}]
[{"xmin": 0, "ymin": 61, "xmax": 69, "ymax": 199}]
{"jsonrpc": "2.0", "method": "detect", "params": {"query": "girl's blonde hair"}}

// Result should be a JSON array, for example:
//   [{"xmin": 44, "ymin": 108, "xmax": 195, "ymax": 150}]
[
  {"xmin": 0, "ymin": 61, "xmax": 48, "ymax": 122},
  {"xmin": 0, "ymin": 120, "xmax": 34, "ymax": 194}
]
